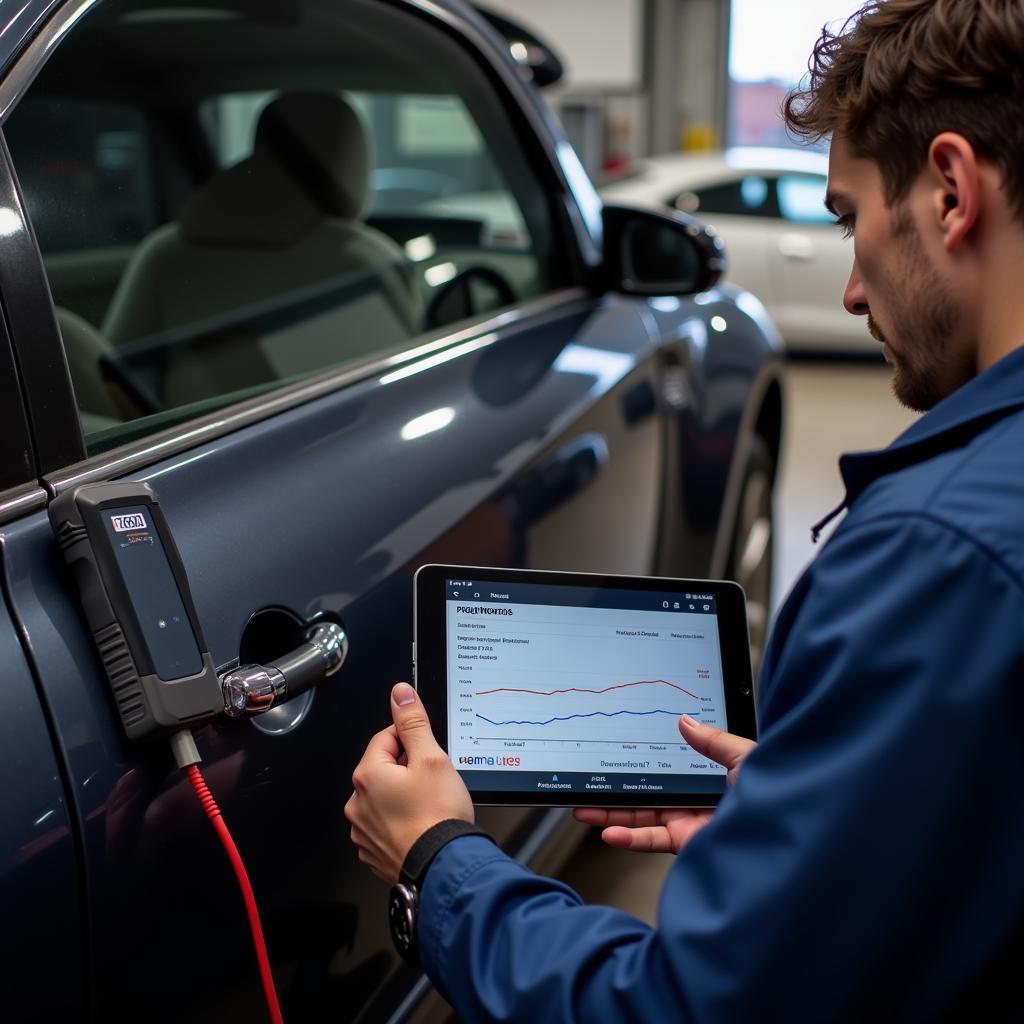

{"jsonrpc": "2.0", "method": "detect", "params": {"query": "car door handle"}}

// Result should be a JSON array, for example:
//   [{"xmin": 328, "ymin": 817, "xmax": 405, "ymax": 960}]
[
  {"xmin": 220, "ymin": 621, "xmax": 348, "ymax": 716},
  {"xmin": 778, "ymin": 234, "xmax": 816, "ymax": 261}
]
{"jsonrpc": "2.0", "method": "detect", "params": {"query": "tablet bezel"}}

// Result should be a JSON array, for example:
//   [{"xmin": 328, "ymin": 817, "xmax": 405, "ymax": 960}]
[{"xmin": 414, "ymin": 564, "xmax": 756, "ymax": 807}]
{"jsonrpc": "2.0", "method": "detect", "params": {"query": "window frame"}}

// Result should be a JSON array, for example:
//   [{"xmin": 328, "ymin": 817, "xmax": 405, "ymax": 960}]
[
  {"xmin": 0, "ymin": 279, "xmax": 38, "ymax": 502},
  {"xmin": 0, "ymin": 0, "xmax": 599, "ymax": 486}
]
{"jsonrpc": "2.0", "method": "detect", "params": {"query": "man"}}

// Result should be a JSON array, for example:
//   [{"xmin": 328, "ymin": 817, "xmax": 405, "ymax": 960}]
[{"xmin": 346, "ymin": 1, "xmax": 1024, "ymax": 1018}]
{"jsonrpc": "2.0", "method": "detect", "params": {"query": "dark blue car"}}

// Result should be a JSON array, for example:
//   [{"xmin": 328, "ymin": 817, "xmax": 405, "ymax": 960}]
[{"xmin": 0, "ymin": 0, "xmax": 783, "ymax": 1019}]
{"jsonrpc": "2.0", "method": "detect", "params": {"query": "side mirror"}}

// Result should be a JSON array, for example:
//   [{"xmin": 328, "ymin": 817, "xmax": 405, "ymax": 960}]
[
  {"xmin": 474, "ymin": 6, "xmax": 565, "ymax": 88},
  {"xmin": 602, "ymin": 203, "xmax": 727, "ymax": 296}
]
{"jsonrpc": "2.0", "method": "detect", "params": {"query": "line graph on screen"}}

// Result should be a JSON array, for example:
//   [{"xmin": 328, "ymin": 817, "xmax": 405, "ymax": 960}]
[
  {"xmin": 446, "ymin": 601, "xmax": 727, "ymax": 755},
  {"xmin": 469, "ymin": 676, "xmax": 714, "ymax": 744}
]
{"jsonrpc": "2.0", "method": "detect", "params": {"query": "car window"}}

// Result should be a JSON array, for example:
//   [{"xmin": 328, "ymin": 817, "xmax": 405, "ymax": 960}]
[
  {"xmin": 4, "ymin": 0, "xmax": 561, "ymax": 456},
  {"xmin": 775, "ymin": 173, "xmax": 832, "ymax": 225},
  {"xmin": 674, "ymin": 175, "xmax": 775, "ymax": 218},
  {"xmin": 204, "ymin": 91, "xmax": 531, "ymax": 248},
  {"xmin": 8, "ymin": 100, "xmax": 162, "ymax": 254}
]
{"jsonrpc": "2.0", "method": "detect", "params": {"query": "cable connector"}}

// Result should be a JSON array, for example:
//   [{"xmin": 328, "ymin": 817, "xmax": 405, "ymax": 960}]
[{"xmin": 169, "ymin": 729, "xmax": 201, "ymax": 769}]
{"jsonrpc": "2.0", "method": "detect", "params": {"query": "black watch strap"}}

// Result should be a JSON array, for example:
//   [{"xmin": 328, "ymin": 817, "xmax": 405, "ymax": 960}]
[{"xmin": 400, "ymin": 819, "xmax": 491, "ymax": 888}]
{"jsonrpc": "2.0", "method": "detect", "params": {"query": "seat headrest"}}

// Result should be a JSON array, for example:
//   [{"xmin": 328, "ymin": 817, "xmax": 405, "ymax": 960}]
[
  {"xmin": 255, "ymin": 91, "xmax": 369, "ymax": 220},
  {"xmin": 179, "ymin": 91, "xmax": 370, "ymax": 248}
]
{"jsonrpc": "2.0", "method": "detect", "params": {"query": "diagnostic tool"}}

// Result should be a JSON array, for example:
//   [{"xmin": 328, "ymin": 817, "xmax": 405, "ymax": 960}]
[
  {"xmin": 48, "ymin": 480, "xmax": 348, "ymax": 1024},
  {"xmin": 415, "ymin": 564, "xmax": 757, "ymax": 807},
  {"xmin": 49, "ymin": 481, "xmax": 223, "ymax": 740}
]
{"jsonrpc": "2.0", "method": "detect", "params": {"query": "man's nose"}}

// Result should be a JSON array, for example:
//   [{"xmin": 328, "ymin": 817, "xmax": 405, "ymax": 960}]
[{"xmin": 843, "ymin": 263, "xmax": 869, "ymax": 316}]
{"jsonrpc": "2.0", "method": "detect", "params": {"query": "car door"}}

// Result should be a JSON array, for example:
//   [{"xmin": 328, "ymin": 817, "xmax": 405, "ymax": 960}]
[
  {"xmin": 0, "ymin": 319, "xmax": 87, "ymax": 1019},
  {"xmin": 767, "ymin": 171, "xmax": 865, "ymax": 350},
  {"xmin": 0, "ymin": 0, "xmax": 671, "ymax": 1020}
]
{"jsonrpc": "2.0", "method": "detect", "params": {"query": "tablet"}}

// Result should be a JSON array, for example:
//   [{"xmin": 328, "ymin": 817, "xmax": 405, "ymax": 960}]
[{"xmin": 414, "ymin": 565, "xmax": 756, "ymax": 807}]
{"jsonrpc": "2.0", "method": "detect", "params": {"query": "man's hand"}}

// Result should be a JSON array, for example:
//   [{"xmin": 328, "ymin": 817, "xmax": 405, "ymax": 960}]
[
  {"xmin": 573, "ymin": 715, "xmax": 755, "ymax": 855},
  {"xmin": 345, "ymin": 682, "xmax": 473, "ymax": 884}
]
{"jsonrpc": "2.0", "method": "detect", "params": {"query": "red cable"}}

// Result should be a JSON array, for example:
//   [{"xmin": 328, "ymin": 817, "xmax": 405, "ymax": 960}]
[{"xmin": 185, "ymin": 764, "xmax": 285, "ymax": 1024}]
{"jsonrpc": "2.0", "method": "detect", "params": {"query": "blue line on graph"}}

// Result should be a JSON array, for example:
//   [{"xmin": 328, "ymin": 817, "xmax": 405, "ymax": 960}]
[{"xmin": 475, "ymin": 709, "xmax": 692, "ymax": 727}]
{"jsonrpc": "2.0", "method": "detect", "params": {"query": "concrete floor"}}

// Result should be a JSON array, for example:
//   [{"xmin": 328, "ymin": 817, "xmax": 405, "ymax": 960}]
[{"xmin": 559, "ymin": 357, "xmax": 920, "ymax": 924}]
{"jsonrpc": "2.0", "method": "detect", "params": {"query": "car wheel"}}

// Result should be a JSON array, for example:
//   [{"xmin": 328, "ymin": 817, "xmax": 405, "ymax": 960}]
[{"xmin": 726, "ymin": 435, "xmax": 774, "ymax": 684}]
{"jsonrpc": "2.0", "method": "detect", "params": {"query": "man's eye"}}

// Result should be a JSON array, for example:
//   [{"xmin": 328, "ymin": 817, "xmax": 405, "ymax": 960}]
[{"xmin": 834, "ymin": 215, "xmax": 854, "ymax": 239}]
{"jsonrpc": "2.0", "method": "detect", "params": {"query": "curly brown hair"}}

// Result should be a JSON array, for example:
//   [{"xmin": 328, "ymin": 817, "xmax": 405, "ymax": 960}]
[{"xmin": 783, "ymin": 0, "xmax": 1024, "ymax": 217}]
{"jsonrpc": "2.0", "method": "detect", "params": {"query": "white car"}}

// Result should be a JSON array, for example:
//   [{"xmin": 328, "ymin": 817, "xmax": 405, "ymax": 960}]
[{"xmin": 601, "ymin": 148, "xmax": 874, "ymax": 354}]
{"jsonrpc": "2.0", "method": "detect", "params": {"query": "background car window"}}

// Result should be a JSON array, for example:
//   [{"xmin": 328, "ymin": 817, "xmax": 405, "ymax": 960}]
[
  {"xmin": 775, "ymin": 173, "xmax": 831, "ymax": 225},
  {"xmin": 4, "ymin": 0, "xmax": 560, "ymax": 456},
  {"xmin": 674, "ymin": 175, "xmax": 774, "ymax": 217}
]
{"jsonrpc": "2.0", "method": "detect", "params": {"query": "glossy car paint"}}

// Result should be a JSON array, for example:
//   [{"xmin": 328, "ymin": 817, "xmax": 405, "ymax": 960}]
[
  {"xmin": 0, "ymin": 576, "xmax": 86, "ymax": 1015},
  {"xmin": 0, "ymin": 0, "xmax": 784, "ymax": 1019}
]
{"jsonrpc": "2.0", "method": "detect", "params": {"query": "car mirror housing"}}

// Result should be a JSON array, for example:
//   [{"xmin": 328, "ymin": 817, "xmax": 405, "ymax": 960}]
[
  {"xmin": 474, "ymin": 6, "xmax": 565, "ymax": 87},
  {"xmin": 602, "ymin": 203, "xmax": 727, "ymax": 297}
]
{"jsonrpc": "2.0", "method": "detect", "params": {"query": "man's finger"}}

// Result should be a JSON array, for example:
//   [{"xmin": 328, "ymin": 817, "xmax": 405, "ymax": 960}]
[
  {"xmin": 349, "ymin": 822, "xmax": 373, "ymax": 850},
  {"xmin": 364, "ymin": 725, "xmax": 403, "ymax": 764},
  {"xmin": 351, "ymin": 729, "xmax": 402, "ymax": 794},
  {"xmin": 679, "ymin": 715, "xmax": 754, "ymax": 772},
  {"xmin": 390, "ymin": 682, "xmax": 444, "ymax": 762},
  {"xmin": 573, "ymin": 808, "xmax": 612, "ymax": 826},
  {"xmin": 574, "ymin": 808, "xmax": 660, "ymax": 828},
  {"xmin": 601, "ymin": 825, "xmax": 675, "ymax": 853}
]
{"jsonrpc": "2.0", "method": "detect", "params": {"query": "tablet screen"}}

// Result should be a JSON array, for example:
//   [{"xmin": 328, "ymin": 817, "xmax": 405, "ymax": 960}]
[{"xmin": 442, "ymin": 574, "xmax": 731, "ymax": 800}]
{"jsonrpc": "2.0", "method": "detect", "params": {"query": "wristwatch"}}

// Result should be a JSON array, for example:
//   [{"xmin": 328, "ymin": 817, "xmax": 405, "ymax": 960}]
[{"xmin": 389, "ymin": 819, "xmax": 491, "ymax": 966}]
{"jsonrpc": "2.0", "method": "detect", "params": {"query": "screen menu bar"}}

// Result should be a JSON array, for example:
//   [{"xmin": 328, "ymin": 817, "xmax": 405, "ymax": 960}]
[{"xmin": 445, "ymin": 579, "xmax": 718, "ymax": 615}]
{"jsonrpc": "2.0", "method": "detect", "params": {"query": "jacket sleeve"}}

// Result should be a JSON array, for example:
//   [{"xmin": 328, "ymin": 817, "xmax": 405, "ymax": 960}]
[{"xmin": 418, "ymin": 514, "xmax": 1024, "ymax": 1023}]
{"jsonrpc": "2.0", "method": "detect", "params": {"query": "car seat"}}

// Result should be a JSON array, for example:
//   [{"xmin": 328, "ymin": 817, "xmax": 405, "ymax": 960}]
[{"xmin": 102, "ymin": 90, "xmax": 422, "ymax": 406}]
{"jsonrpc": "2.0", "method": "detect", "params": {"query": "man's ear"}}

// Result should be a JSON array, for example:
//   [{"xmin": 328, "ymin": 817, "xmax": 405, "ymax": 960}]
[{"xmin": 927, "ymin": 132, "xmax": 980, "ymax": 252}]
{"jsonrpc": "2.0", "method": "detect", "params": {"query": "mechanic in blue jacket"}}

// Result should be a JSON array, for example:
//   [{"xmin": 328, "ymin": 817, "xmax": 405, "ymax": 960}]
[{"xmin": 346, "ymin": 1, "xmax": 1024, "ymax": 1019}]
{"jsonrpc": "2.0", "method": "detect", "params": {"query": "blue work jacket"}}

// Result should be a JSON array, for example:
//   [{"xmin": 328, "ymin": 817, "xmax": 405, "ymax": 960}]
[{"xmin": 419, "ymin": 347, "xmax": 1024, "ymax": 1023}]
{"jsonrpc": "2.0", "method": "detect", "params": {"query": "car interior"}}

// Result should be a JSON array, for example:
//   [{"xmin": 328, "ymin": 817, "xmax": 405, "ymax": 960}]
[{"xmin": 4, "ymin": 0, "xmax": 562, "ymax": 448}]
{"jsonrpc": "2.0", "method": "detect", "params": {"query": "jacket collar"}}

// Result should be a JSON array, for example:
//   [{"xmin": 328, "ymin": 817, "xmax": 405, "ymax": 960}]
[{"xmin": 811, "ymin": 345, "xmax": 1024, "ymax": 541}]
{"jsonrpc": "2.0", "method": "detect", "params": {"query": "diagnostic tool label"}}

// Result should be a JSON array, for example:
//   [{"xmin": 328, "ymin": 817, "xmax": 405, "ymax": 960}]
[
  {"xmin": 111, "ymin": 512, "xmax": 148, "ymax": 533},
  {"xmin": 104, "ymin": 505, "xmax": 202, "ymax": 680}
]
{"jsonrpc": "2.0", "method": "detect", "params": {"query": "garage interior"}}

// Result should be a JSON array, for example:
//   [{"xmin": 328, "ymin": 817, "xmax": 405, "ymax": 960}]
[{"xmin": 2, "ymin": 0, "xmax": 956, "ymax": 1018}]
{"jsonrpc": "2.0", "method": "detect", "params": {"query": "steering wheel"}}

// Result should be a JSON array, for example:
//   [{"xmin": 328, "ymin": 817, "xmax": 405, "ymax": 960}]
[{"xmin": 425, "ymin": 265, "xmax": 517, "ymax": 330}]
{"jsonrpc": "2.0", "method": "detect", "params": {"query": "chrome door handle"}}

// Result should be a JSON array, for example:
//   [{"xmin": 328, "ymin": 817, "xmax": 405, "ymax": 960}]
[
  {"xmin": 220, "ymin": 621, "xmax": 348, "ymax": 717},
  {"xmin": 778, "ymin": 234, "xmax": 815, "ymax": 261}
]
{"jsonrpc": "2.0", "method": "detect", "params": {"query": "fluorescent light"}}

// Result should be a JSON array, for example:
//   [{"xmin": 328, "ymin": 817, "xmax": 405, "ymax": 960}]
[
  {"xmin": 0, "ymin": 207, "xmax": 20, "ymax": 237},
  {"xmin": 401, "ymin": 407, "xmax": 456, "ymax": 441},
  {"xmin": 553, "ymin": 344, "xmax": 633, "ymax": 391},
  {"xmin": 424, "ymin": 262, "xmax": 457, "ymax": 288},
  {"xmin": 404, "ymin": 234, "xmax": 436, "ymax": 262},
  {"xmin": 380, "ymin": 333, "xmax": 498, "ymax": 385}
]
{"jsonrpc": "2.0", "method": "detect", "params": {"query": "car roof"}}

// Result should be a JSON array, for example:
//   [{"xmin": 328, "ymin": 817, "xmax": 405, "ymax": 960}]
[{"xmin": 0, "ymin": 0, "xmax": 490, "ymax": 94}]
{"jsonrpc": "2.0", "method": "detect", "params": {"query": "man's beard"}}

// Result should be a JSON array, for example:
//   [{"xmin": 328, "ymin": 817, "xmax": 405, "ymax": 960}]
[{"xmin": 871, "ymin": 210, "xmax": 967, "ymax": 412}]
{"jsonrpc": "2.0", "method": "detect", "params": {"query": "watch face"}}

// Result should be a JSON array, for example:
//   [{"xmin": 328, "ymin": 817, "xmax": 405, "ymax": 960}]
[{"xmin": 389, "ymin": 883, "xmax": 419, "ymax": 963}]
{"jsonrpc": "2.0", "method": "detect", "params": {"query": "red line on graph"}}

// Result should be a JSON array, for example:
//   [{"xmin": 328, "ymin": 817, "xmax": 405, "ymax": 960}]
[{"xmin": 475, "ymin": 678, "xmax": 701, "ymax": 700}]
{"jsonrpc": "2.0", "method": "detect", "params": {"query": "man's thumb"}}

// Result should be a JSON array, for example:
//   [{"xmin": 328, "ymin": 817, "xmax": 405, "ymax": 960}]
[
  {"xmin": 391, "ymin": 683, "xmax": 441, "ymax": 759},
  {"xmin": 679, "ymin": 714, "xmax": 753, "ymax": 772}
]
